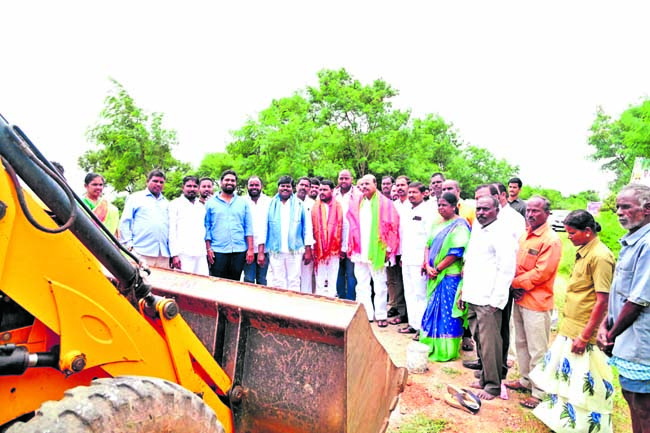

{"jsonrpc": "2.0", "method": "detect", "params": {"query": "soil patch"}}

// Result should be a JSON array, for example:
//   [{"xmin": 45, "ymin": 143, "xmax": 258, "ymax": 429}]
[{"xmin": 373, "ymin": 323, "xmax": 549, "ymax": 433}]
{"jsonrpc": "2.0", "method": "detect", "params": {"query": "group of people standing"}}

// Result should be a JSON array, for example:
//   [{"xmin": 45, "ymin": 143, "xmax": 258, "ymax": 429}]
[{"xmin": 82, "ymin": 166, "xmax": 650, "ymax": 433}]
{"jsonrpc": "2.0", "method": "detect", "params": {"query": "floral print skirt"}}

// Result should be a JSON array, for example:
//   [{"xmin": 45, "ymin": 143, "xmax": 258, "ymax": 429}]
[{"xmin": 529, "ymin": 335, "xmax": 614, "ymax": 433}]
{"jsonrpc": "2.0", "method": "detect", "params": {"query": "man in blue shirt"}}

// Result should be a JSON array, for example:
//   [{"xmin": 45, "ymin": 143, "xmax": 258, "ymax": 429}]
[
  {"xmin": 204, "ymin": 170, "xmax": 254, "ymax": 280},
  {"xmin": 119, "ymin": 169, "xmax": 170, "ymax": 268},
  {"xmin": 598, "ymin": 183, "xmax": 650, "ymax": 433}
]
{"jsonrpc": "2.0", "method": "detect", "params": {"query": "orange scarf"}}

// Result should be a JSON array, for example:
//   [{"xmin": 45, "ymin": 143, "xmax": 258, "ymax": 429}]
[{"xmin": 311, "ymin": 198, "xmax": 343, "ymax": 268}]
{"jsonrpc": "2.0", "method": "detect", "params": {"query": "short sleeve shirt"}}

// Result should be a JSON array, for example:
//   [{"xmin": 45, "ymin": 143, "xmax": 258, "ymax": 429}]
[{"xmin": 559, "ymin": 237, "xmax": 614, "ymax": 342}]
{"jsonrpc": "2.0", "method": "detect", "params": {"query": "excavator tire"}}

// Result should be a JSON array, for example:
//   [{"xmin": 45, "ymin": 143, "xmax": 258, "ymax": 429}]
[{"xmin": 6, "ymin": 376, "xmax": 225, "ymax": 433}]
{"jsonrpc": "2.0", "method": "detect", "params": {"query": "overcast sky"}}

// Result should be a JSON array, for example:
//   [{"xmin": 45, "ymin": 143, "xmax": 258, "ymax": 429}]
[{"xmin": 2, "ymin": 1, "xmax": 649, "ymax": 197}]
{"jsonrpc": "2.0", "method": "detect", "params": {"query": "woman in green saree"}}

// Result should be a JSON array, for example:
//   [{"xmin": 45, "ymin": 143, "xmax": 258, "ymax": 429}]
[{"xmin": 82, "ymin": 173, "xmax": 120, "ymax": 235}]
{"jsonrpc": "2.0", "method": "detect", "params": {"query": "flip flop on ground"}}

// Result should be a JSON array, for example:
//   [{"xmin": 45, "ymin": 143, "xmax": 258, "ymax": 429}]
[
  {"xmin": 376, "ymin": 319, "xmax": 388, "ymax": 328},
  {"xmin": 398, "ymin": 325, "xmax": 417, "ymax": 334},
  {"xmin": 388, "ymin": 315, "xmax": 407, "ymax": 325},
  {"xmin": 444, "ymin": 384, "xmax": 480, "ymax": 414}
]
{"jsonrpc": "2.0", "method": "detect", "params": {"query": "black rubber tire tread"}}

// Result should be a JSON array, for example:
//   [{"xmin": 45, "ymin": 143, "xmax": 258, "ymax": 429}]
[{"xmin": 6, "ymin": 376, "xmax": 225, "ymax": 433}]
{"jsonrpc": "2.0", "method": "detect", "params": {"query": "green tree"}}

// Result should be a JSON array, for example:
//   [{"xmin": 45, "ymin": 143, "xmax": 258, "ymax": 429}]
[
  {"xmin": 307, "ymin": 68, "xmax": 411, "ymax": 177},
  {"xmin": 588, "ymin": 100, "xmax": 650, "ymax": 190},
  {"xmin": 214, "ymin": 68, "xmax": 518, "ymax": 191},
  {"xmin": 80, "ymin": 79, "xmax": 190, "ymax": 194}
]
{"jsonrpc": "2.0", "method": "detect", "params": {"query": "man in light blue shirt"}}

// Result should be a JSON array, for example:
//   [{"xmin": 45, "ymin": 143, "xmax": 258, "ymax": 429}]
[
  {"xmin": 119, "ymin": 169, "xmax": 170, "ymax": 268},
  {"xmin": 598, "ymin": 183, "xmax": 650, "ymax": 432},
  {"xmin": 204, "ymin": 170, "xmax": 254, "ymax": 280}
]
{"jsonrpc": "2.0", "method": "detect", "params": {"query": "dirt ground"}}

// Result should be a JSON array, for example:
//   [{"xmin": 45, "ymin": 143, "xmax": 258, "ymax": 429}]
[{"xmin": 372, "ymin": 322, "xmax": 549, "ymax": 433}]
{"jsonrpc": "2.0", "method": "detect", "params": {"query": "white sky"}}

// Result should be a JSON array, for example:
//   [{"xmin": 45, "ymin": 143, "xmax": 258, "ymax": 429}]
[{"xmin": 2, "ymin": 1, "xmax": 649, "ymax": 197}]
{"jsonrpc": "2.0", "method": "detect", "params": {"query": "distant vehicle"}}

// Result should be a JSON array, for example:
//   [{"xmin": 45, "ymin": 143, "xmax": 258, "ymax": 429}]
[{"xmin": 550, "ymin": 209, "xmax": 571, "ymax": 232}]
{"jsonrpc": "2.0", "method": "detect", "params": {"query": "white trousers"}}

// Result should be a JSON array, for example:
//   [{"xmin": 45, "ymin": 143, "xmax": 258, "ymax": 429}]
[
  {"xmin": 354, "ymin": 262, "xmax": 387, "ymax": 321},
  {"xmin": 178, "ymin": 253, "xmax": 209, "ymax": 276},
  {"xmin": 300, "ymin": 261, "xmax": 314, "ymax": 294},
  {"xmin": 314, "ymin": 258, "xmax": 339, "ymax": 298},
  {"xmin": 402, "ymin": 265, "xmax": 427, "ymax": 330},
  {"xmin": 269, "ymin": 253, "xmax": 302, "ymax": 291}
]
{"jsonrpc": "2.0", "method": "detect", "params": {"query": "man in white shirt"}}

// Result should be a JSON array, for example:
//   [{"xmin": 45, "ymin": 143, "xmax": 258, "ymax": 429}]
[
  {"xmin": 334, "ymin": 169, "xmax": 361, "ymax": 300},
  {"xmin": 243, "ymin": 176, "xmax": 272, "ymax": 285},
  {"xmin": 168, "ymin": 176, "xmax": 208, "ymax": 275},
  {"xmin": 347, "ymin": 175, "xmax": 400, "ymax": 327},
  {"xmin": 398, "ymin": 182, "xmax": 435, "ymax": 335},
  {"xmin": 469, "ymin": 183, "xmax": 526, "ymax": 377},
  {"xmin": 461, "ymin": 195, "xmax": 517, "ymax": 400},
  {"xmin": 296, "ymin": 176, "xmax": 315, "ymax": 294},
  {"xmin": 387, "ymin": 175, "xmax": 409, "ymax": 325}
]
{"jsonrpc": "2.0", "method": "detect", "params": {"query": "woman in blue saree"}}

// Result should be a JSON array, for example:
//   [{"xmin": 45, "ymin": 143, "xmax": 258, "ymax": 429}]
[{"xmin": 420, "ymin": 192, "xmax": 471, "ymax": 362}]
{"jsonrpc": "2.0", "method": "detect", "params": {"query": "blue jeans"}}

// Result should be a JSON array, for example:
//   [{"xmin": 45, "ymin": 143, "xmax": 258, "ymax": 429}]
[
  {"xmin": 243, "ymin": 253, "xmax": 269, "ymax": 285},
  {"xmin": 336, "ymin": 257, "xmax": 357, "ymax": 300}
]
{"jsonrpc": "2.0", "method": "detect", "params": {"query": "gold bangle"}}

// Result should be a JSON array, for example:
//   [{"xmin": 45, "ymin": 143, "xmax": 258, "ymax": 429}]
[{"xmin": 577, "ymin": 334, "xmax": 589, "ymax": 343}]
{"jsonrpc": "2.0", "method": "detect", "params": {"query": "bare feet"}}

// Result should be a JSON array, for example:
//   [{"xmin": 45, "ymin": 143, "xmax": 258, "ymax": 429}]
[
  {"xmin": 475, "ymin": 389, "xmax": 496, "ymax": 400},
  {"xmin": 469, "ymin": 381, "xmax": 497, "ymax": 400}
]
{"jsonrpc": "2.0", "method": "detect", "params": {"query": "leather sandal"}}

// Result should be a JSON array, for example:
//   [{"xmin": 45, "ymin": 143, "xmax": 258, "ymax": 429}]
[{"xmin": 504, "ymin": 380, "xmax": 531, "ymax": 392}]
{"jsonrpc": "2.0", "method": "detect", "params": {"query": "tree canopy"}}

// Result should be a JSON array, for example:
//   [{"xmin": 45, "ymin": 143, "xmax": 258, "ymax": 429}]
[
  {"xmin": 209, "ymin": 68, "xmax": 519, "ymax": 197},
  {"xmin": 79, "ymin": 79, "xmax": 189, "ymax": 194},
  {"xmin": 588, "ymin": 99, "xmax": 650, "ymax": 190}
]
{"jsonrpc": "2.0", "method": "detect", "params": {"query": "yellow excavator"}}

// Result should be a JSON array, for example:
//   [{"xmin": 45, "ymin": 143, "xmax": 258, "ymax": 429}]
[{"xmin": 0, "ymin": 114, "xmax": 406, "ymax": 432}]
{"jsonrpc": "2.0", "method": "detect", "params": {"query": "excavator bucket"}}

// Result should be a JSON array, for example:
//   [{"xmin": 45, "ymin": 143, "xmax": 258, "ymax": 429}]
[{"xmin": 147, "ymin": 268, "xmax": 407, "ymax": 433}]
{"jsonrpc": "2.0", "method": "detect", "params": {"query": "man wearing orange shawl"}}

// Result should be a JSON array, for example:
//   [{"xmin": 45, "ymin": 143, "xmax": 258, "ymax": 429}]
[
  {"xmin": 347, "ymin": 175, "xmax": 400, "ymax": 327},
  {"xmin": 311, "ymin": 180, "xmax": 345, "ymax": 297}
]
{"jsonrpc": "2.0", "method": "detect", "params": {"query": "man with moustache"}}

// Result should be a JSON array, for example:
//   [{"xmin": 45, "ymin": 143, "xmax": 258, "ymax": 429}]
[
  {"xmin": 347, "ymin": 174, "xmax": 400, "ymax": 327},
  {"xmin": 464, "ymin": 184, "xmax": 525, "ymax": 376},
  {"xmin": 198, "ymin": 177, "xmax": 214, "ymax": 204},
  {"xmin": 505, "ymin": 196, "xmax": 562, "ymax": 409},
  {"xmin": 381, "ymin": 176, "xmax": 394, "ymax": 199},
  {"xmin": 398, "ymin": 182, "xmax": 436, "ymax": 336},
  {"xmin": 429, "ymin": 172, "xmax": 445, "ymax": 204},
  {"xmin": 168, "ymin": 176, "xmax": 209, "ymax": 275},
  {"xmin": 308, "ymin": 177, "xmax": 320, "ymax": 201},
  {"xmin": 311, "ymin": 179, "xmax": 346, "ymax": 297},
  {"xmin": 387, "ymin": 175, "xmax": 410, "ymax": 325},
  {"xmin": 243, "ymin": 176, "xmax": 272, "ymax": 285},
  {"xmin": 204, "ymin": 170, "xmax": 254, "ymax": 280},
  {"xmin": 598, "ymin": 184, "xmax": 650, "ymax": 433},
  {"xmin": 461, "ymin": 196, "xmax": 517, "ymax": 400},
  {"xmin": 296, "ymin": 176, "xmax": 316, "ymax": 294},
  {"xmin": 334, "ymin": 169, "xmax": 361, "ymax": 300},
  {"xmin": 266, "ymin": 175, "xmax": 314, "ymax": 291},
  {"xmin": 120, "ymin": 169, "xmax": 170, "ymax": 268}
]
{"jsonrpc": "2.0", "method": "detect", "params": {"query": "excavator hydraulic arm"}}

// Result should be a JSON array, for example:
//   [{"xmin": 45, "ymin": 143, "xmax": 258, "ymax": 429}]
[{"xmin": 0, "ymin": 113, "xmax": 406, "ymax": 432}]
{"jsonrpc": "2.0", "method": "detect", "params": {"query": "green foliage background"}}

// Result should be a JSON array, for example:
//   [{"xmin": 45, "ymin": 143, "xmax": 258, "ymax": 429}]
[{"xmin": 80, "ymin": 70, "xmax": 650, "ymax": 210}]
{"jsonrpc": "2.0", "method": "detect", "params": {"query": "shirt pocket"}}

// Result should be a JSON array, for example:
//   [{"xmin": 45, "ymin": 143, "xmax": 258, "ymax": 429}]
[
  {"xmin": 614, "ymin": 269, "xmax": 634, "ymax": 298},
  {"xmin": 522, "ymin": 252, "xmax": 538, "ymax": 270}
]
